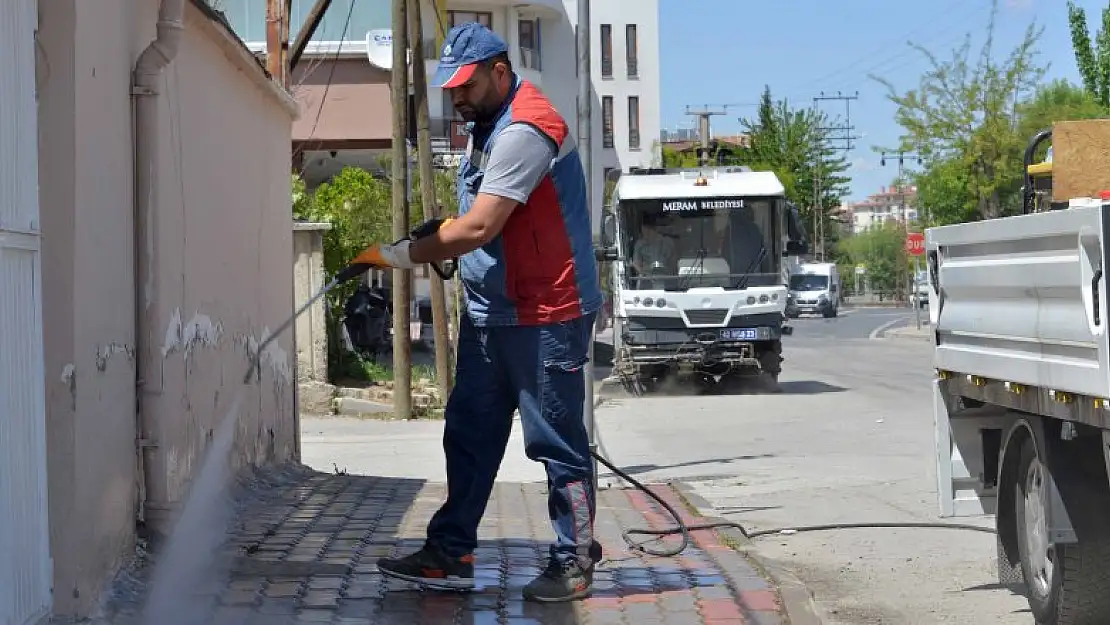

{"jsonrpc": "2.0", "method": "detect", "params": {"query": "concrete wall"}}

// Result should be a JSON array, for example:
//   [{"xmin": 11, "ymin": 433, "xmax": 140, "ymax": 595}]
[
  {"xmin": 36, "ymin": 0, "xmax": 299, "ymax": 617},
  {"xmin": 293, "ymin": 223, "xmax": 330, "ymax": 384}
]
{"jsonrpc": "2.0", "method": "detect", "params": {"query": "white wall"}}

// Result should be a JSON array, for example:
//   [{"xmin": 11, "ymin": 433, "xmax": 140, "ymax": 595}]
[{"xmin": 562, "ymin": 0, "xmax": 661, "ymax": 232}]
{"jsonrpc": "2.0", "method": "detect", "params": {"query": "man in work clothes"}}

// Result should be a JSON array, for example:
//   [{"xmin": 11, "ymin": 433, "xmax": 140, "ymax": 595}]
[{"xmin": 363, "ymin": 22, "xmax": 603, "ymax": 603}]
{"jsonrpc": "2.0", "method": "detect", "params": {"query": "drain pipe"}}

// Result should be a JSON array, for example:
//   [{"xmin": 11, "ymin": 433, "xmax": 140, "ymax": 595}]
[{"xmin": 132, "ymin": 0, "xmax": 185, "ymax": 525}]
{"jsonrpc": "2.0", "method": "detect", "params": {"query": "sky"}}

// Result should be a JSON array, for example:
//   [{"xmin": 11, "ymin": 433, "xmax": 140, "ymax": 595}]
[{"xmin": 659, "ymin": 0, "xmax": 1099, "ymax": 203}]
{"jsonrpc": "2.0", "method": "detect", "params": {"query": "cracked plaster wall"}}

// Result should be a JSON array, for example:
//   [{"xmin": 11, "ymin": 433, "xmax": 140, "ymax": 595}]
[{"xmin": 36, "ymin": 0, "xmax": 297, "ymax": 617}]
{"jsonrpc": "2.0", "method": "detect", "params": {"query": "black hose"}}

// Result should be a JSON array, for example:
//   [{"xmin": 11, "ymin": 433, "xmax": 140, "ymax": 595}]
[{"xmin": 591, "ymin": 450, "xmax": 996, "ymax": 559}]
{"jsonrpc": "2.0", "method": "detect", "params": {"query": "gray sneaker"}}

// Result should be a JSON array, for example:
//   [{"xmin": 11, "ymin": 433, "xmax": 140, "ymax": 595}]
[{"xmin": 522, "ymin": 558, "xmax": 593, "ymax": 603}]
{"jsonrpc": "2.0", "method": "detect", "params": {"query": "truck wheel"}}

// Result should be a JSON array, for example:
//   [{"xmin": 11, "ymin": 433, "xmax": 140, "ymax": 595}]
[
  {"xmin": 758, "ymin": 342, "xmax": 782, "ymax": 392},
  {"xmin": 823, "ymin": 305, "xmax": 838, "ymax": 318},
  {"xmin": 1013, "ymin": 436, "xmax": 1110, "ymax": 624}
]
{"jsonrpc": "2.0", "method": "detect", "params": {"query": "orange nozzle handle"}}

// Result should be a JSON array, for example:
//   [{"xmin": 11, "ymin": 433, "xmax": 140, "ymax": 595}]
[{"xmin": 350, "ymin": 245, "xmax": 387, "ymax": 267}]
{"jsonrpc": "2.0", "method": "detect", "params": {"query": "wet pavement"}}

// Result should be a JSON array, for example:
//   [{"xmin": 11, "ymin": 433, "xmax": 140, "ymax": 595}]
[{"xmin": 100, "ymin": 464, "xmax": 786, "ymax": 624}]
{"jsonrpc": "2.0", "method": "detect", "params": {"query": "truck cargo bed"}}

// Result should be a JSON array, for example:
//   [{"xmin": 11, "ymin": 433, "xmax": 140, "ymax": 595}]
[{"xmin": 927, "ymin": 205, "xmax": 1110, "ymax": 400}]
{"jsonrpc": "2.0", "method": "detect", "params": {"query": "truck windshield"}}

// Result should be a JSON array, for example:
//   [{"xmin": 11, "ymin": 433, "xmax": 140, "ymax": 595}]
[
  {"xmin": 789, "ymin": 274, "xmax": 828, "ymax": 291},
  {"xmin": 618, "ymin": 197, "xmax": 782, "ymax": 291}
]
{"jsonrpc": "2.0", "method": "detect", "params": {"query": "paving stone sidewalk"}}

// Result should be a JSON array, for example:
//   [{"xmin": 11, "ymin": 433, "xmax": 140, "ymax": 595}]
[{"xmin": 104, "ymin": 464, "xmax": 786, "ymax": 624}]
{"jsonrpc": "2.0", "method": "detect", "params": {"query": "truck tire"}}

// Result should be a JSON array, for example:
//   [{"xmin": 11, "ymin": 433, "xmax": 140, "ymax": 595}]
[
  {"xmin": 758, "ymin": 342, "xmax": 782, "ymax": 392},
  {"xmin": 1013, "ymin": 436, "xmax": 1110, "ymax": 624},
  {"xmin": 996, "ymin": 532, "xmax": 1024, "ymax": 585},
  {"xmin": 823, "ymin": 304, "xmax": 838, "ymax": 318}
]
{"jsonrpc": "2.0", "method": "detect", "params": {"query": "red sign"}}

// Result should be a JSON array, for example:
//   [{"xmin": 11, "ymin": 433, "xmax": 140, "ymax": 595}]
[
  {"xmin": 449, "ymin": 121, "xmax": 470, "ymax": 150},
  {"xmin": 905, "ymin": 232, "xmax": 925, "ymax": 256}
]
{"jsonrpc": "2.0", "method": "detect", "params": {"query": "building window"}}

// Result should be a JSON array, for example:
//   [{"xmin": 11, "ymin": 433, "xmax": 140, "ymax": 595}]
[
  {"xmin": 448, "ymin": 10, "xmax": 492, "ymax": 28},
  {"xmin": 431, "ymin": 11, "xmax": 492, "ymax": 58},
  {"xmin": 600, "ymin": 24, "xmax": 612, "ymax": 77},
  {"xmin": 626, "ymin": 25, "xmax": 638, "ymax": 77},
  {"xmin": 518, "ymin": 18, "xmax": 541, "ymax": 70},
  {"xmin": 627, "ymin": 96, "xmax": 640, "ymax": 149},
  {"xmin": 602, "ymin": 96, "xmax": 614, "ymax": 148}
]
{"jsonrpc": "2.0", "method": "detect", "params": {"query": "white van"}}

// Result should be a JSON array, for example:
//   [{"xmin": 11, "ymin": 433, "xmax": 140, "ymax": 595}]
[{"xmin": 786, "ymin": 262, "xmax": 841, "ymax": 318}]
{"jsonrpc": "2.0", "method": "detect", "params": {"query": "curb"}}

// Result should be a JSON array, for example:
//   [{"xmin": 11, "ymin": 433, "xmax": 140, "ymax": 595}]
[
  {"xmin": 671, "ymin": 483, "xmax": 825, "ymax": 625},
  {"xmin": 593, "ymin": 375, "xmax": 624, "ymax": 408},
  {"xmin": 883, "ymin": 327, "xmax": 934, "ymax": 343}
]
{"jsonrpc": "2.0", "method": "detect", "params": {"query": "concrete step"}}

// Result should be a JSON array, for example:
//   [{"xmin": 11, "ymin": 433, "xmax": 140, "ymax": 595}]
[{"xmin": 333, "ymin": 396, "xmax": 394, "ymax": 417}]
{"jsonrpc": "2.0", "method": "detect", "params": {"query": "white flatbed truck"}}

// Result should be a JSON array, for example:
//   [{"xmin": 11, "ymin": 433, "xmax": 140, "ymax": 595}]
[{"xmin": 932, "ymin": 126, "xmax": 1110, "ymax": 625}]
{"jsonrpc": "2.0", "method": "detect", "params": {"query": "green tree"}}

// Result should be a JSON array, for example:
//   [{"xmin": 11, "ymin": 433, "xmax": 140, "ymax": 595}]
[
  {"xmin": 874, "ymin": 0, "xmax": 1046, "ymax": 220},
  {"xmin": 294, "ymin": 163, "xmax": 458, "ymax": 381},
  {"xmin": 1016, "ymin": 78, "xmax": 1107, "ymax": 154},
  {"xmin": 835, "ymin": 221, "xmax": 910, "ymax": 298},
  {"xmin": 913, "ymin": 156, "xmax": 975, "ymax": 226},
  {"xmin": 1067, "ymin": 1, "xmax": 1110, "ymax": 108},
  {"xmin": 739, "ymin": 86, "xmax": 851, "ymax": 253}
]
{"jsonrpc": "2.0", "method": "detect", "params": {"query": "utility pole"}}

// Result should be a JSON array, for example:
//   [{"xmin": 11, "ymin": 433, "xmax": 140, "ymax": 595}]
[
  {"xmin": 684, "ymin": 106, "xmax": 728, "ymax": 166},
  {"xmin": 811, "ymin": 91, "xmax": 860, "ymax": 261},
  {"xmin": 281, "ymin": 0, "xmax": 292, "ymax": 86},
  {"xmin": 408, "ymin": 0, "xmax": 453, "ymax": 396},
  {"xmin": 881, "ymin": 150, "xmax": 922, "ymax": 323},
  {"xmin": 577, "ymin": 0, "xmax": 598, "ymax": 493},
  {"xmin": 391, "ymin": 0, "xmax": 412, "ymax": 419},
  {"xmin": 265, "ymin": 0, "xmax": 288, "ymax": 84}
]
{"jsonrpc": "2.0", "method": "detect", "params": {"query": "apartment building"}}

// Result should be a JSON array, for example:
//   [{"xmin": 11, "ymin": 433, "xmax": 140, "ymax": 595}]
[
  {"xmin": 844, "ymin": 184, "xmax": 919, "ymax": 233},
  {"xmin": 584, "ymin": 0, "xmax": 662, "ymax": 210}
]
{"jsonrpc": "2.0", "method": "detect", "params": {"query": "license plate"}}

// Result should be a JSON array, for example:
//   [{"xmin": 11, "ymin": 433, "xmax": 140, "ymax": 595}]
[{"xmin": 720, "ymin": 328, "xmax": 757, "ymax": 340}]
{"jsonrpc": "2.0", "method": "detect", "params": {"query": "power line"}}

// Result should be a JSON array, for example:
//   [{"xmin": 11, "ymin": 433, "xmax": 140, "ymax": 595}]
[
  {"xmin": 811, "ymin": 91, "xmax": 860, "ymax": 261},
  {"xmin": 293, "ymin": 0, "xmax": 357, "ymax": 174},
  {"xmin": 813, "ymin": 91, "xmax": 860, "ymax": 152},
  {"xmin": 683, "ymin": 106, "xmax": 730, "ymax": 166},
  {"xmin": 773, "ymin": 0, "xmax": 988, "ymax": 99}
]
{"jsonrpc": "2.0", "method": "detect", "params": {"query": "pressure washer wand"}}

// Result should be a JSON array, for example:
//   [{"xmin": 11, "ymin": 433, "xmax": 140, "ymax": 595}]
[{"xmin": 242, "ymin": 274, "xmax": 342, "ymax": 384}]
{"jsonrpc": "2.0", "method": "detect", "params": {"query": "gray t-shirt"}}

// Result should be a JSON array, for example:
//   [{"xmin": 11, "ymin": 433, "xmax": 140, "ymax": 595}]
[{"xmin": 478, "ymin": 122, "xmax": 558, "ymax": 203}]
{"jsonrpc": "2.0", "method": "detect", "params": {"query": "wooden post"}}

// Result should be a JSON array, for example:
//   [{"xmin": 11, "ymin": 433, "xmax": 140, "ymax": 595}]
[
  {"xmin": 391, "ymin": 0, "xmax": 412, "ymax": 419},
  {"xmin": 265, "ymin": 0, "xmax": 284, "ymax": 83},
  {"xmin": 281, "ymin": 0, "xmax": 292, "ymax": 86},
  {"xmin": 408, "ymin": 0, "xmax": 454, "ymax": 395}
]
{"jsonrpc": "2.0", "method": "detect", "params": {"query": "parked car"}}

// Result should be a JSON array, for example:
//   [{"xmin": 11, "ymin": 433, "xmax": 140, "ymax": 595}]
[{"xmin": 912, "ymin": 269, "xmax": 929, "ymax": 307}]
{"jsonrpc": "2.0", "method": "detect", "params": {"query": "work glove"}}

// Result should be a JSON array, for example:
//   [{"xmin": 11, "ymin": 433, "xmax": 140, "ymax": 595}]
[
  {"xmin": 350, "ymin": 240, "xmax": 416, "ymax": 270},
  {"xmin": 349, "ymin": 218, "xmax": 455, "ymax": 270},
  {"xmin": 336, "ymin": 218, "xmax": 458, "ymax": 284}
]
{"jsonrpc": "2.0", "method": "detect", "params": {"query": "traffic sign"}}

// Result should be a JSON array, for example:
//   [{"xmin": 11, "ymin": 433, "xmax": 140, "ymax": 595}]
[{"xmin": 905, "ymin": 232, "xmax": 925, "ymax": 256}]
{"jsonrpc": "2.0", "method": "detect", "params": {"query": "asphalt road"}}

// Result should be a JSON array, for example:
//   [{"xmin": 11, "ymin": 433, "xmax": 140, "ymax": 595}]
[
  {"xmin": 593, "ymin": 307, "xmax": 1032, "ymax": 625},
  {"xmin": 786, "ymin": 305, "xmax": 920, "ymax": 341},
  {"xmin": 301, "ymin": 306, "xmax": 1031, "ymax": 624}
]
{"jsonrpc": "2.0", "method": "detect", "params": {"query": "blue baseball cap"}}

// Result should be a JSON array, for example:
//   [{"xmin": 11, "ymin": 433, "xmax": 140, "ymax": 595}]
[{"xmin": 431, "ymin": 22, "xmax": 509, "ymax": 89}]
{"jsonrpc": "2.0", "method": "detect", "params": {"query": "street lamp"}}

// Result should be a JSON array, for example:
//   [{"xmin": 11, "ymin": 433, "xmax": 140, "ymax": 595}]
[
  {"xmin": 881, "ymin": 150, "xmax": 924, "ymax": 327},
  {"xmin": 880, "ymin": 150, "xmax": 922, "ymax": 224}
]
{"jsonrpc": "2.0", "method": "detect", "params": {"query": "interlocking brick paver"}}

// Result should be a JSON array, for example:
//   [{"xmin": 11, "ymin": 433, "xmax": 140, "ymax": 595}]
[{"xmin": 94, "ymin": 465, "xmax": 789, "ymax": 625}]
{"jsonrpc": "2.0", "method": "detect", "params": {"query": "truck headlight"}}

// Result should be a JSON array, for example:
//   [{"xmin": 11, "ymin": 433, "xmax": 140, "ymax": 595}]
[{"xmin": 759, "ymin": 294, "xmax": 770, "ymax": 304}]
